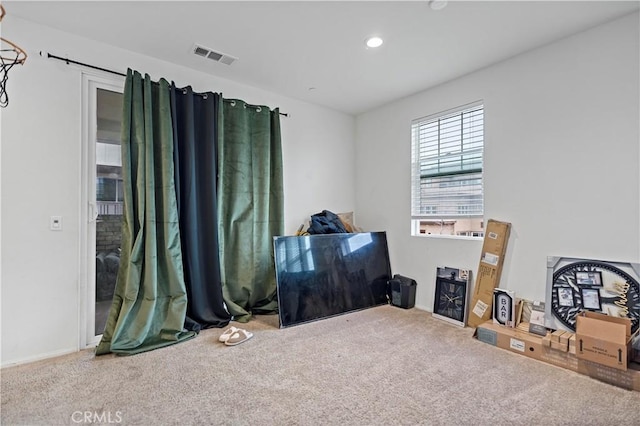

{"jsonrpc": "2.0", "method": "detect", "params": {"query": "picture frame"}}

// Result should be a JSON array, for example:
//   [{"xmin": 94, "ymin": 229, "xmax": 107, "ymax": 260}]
[
  {"xmin": 581, "ymin": 287, "xmax": 602, "ymax": 311},
  {"xmin": 493, "ymin": 288, "xmax": 516, "ymax": 327},
  {"xmin": 432, "ymin": 266, "xmax": 471, "ymax": 327},
  {"xmin": 546, "ymin": 256, "xmax": 640, "ymax": 333},
  {"xmin": 575, "ymin": 271, "xmax": 602, "ymax": 286},
  {"xmin": 528, "ymin": 300, "xmax": 547, "ymax": 336},
  {"xmin": 557, "ymin": 287, "xmax": 575, "ymax": 307}
]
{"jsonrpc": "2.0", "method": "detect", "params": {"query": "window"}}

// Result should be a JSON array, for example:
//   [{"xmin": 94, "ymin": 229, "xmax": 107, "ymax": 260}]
[{"xmin": 411, "ymin": 102, "xmax": 484, "ymax": 237}]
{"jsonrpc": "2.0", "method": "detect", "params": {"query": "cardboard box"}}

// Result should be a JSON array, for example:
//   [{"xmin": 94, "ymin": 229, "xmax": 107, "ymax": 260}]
[
  {"xmin": 475, "ymin": 321, "xmax": 543, "ymax": 356},
  {"xmin": 549, "ymin": 331, "xmax": 572, "ymax": 352},
  {"xmin": 576, "ymin": 312, "xmax": 634, "ymax": 371},
  {"xmin": 468, "ymin": 220, "xmax": 511, "ymax": 328},
  {"xmin": 560, "ymin": 332, "xmax": 572, "ymax": 346},
  {"xmin": 568, "ymin": 334, "xmax": 576, "ymax": 355},
  {"xmin": 551, "ymin": 339, "xmax": 568, "ymax": 352},
  {"xmin": 551, "ymin": 330, "xmax": 565, "ymax": 343},
  {"xmin": 577, "ymin": 359, "xmax": 640, "ymax": 391},
  {"xmin": 514, "ymin": 299, "xmax": 524, "ymax": 327},
  {"xmin": 474, "ymin": 321, "xmax": 640, "ymax": 391},
  {"xmin": 516, "ymin": 321, "xmax": 530, "ymax": 333}
]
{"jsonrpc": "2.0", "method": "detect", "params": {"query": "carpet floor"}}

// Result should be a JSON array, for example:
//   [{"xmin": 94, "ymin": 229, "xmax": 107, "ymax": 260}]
[{"xmin": 1, "ymin": 305, "xmax": 639, "ymax": 425}]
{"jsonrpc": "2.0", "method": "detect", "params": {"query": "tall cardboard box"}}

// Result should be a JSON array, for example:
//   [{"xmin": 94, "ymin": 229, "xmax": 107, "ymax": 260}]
[
  {"xmin": 576, "ymin": 311, "xmax": 635, "ymax": 371},
  {"xmin": 468, "ymin": 219, "xmax": 511, "ymax": 328}
]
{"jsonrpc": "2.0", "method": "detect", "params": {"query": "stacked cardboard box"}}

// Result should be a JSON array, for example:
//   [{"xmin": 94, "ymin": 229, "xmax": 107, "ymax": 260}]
[
  {"xmin": 475, "ymin": 321, "xmax": 640, "ymax": 391},
  {"xmin": 547, "ymin": 329, "xmax": 574, "ymax": 352}
]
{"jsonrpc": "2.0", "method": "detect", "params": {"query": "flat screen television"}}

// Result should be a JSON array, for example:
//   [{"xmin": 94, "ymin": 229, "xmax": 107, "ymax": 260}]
[{"xmin": 274, "ymin": 231, "xmax": 392, "ymax": 328}]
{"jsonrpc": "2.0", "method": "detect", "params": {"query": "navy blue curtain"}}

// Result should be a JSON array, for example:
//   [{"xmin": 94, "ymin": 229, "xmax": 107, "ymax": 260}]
[{"xmin": 170, "ymin": 84, "xmax": 231, "ymax": 329}]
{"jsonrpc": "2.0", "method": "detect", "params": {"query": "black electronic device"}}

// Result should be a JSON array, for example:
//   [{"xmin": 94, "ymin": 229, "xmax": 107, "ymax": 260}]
[{"xmin": 274, "ymin": 232, "xmax": 392, "ymax": 328}]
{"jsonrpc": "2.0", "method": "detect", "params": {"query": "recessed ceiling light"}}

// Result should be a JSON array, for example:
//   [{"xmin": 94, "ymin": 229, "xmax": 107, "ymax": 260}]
[
  {"xmin": 428, "ymin": 0, "xmax": 448, "ymax": 11},
  {"xmin": 365, "ymin": 36, "xmax": 383, "ymax": 49}
]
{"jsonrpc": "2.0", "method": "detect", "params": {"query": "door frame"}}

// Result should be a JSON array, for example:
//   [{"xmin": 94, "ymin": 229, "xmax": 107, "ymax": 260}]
[{"xmin": 79, "ymin": 72, "xmax": 124, "ymax": 349}]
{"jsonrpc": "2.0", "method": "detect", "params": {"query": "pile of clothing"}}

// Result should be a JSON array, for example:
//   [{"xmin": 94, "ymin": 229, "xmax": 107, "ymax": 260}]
[{"xmin": 296, "ymin": 210, "xmax": 361, "ymax": 235}]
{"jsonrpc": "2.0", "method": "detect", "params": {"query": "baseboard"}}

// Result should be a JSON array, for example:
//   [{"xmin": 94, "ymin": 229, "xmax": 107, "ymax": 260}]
[
  {"xmin": 1, "ymin": 347, "xmax": 79, "ymax": 369},
  {"xmin": 413, "ymin": 303, "xmax": 430, "ymax": 312}
]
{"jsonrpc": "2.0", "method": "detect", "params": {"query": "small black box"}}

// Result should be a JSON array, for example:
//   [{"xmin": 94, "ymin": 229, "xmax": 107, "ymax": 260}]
[{"xmin": 389, "ymin": 274, "xmax": 417, "ymax": 309}]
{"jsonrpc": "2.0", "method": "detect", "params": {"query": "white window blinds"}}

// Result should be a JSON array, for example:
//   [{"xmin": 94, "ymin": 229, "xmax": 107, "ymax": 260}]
[{"xmin": 411, "ymin": 102, "xmax": 484, "ymax": 219}]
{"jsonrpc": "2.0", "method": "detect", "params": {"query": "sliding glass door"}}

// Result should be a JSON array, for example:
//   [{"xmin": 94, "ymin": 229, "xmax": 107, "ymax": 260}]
[
  {"xmin": 94, "ymin": 87, "xmax": 124, "ymax": 336},
  {"xmin": 81, "ymin": 74, "xmax": 124, "ymax": 347}
]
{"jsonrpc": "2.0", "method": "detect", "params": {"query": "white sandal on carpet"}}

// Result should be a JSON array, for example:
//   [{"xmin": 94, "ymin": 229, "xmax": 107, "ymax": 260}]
[
  {"xmin": 224, "ymin": 329, "xmax": 253, "ymax": 346},
  {"xmin": 219, "ymin": 326, "xmax": 239, "ymax": 343}
]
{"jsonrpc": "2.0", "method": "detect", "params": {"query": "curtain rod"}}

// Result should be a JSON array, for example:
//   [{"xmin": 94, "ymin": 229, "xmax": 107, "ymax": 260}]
[
  {"xmin": 41, "ymin": 51, "xmax": 289, "ymax": 117},
  {"xmin": 42, "ymin": 52, "xmax": 126, "ymax": 77},
  {"xmin": 223, "ymin": 99, "xmax": 288, "ymax": 117}
]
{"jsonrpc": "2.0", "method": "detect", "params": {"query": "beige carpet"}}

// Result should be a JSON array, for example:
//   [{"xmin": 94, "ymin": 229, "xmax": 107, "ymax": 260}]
[{"xmin": 1, "ymin": 305, "xmax": 639, "ymax": 425}]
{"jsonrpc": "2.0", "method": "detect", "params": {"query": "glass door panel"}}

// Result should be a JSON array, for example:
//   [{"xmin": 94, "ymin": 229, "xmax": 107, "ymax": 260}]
[{"xmin": 94, "ymin": 88, "xmax": 123, "ymax": 335}]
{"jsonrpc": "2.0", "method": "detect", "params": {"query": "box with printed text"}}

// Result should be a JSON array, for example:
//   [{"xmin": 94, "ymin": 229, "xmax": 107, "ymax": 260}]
[
  {"xmin": 474, "ymin": 321, "xmax": 640, "ymax": 391},
  {"xmin": 576, "ymin": 311, "xmax": 636, "ymax": 371},
  {"xmin": 468, "ymin": 220, "xmax": 511, "ymax": 328}
]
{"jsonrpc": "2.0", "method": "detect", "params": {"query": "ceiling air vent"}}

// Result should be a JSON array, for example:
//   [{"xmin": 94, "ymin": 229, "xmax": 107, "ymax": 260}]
[{"xmin": 192, "ymin": 44, "xmax": 237, "ymax": 66}]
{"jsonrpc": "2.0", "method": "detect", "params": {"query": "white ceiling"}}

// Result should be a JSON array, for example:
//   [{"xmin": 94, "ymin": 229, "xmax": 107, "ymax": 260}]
[{"xmin": 5, "ymin": 1, "xmax": 639, "ymax": 115}]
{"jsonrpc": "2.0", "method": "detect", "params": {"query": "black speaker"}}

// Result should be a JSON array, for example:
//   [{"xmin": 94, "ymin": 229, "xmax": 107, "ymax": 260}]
[{"xmin": 389, "ymin": 274, "xmax": 417, "ymax": 309}]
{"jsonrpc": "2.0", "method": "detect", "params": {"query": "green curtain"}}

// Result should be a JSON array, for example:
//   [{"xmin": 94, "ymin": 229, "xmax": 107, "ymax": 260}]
[
  {"xmin": 218, "ymin": 100, "xmax": 284, "ymax": 322},
  {"xmin": 96, "ymin": 70, "xmax": 196, "ymax": 355}
]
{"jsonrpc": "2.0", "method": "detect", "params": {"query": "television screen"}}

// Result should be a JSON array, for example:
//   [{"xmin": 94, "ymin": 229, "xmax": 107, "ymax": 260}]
[{"xmin": 274, "ymin": 232, "xmax": 392, "ymax": 328}]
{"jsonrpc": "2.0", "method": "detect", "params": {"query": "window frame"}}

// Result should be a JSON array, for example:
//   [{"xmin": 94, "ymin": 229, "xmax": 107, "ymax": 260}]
[{"xmin": 410, "ymin": 101, "xmax": 485, "ymax": 238}]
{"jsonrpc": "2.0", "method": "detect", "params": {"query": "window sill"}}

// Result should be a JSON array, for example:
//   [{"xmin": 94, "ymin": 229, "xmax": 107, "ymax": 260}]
[{"xmin": 411, "ymin": 233, "xmax": 483, "ymax": 242}]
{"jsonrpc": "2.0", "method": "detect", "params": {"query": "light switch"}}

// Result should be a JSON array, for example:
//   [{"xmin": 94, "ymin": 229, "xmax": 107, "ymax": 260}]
[{"xmin": 50, "ymin": 216, "xmax": 63, "ymax": 231}]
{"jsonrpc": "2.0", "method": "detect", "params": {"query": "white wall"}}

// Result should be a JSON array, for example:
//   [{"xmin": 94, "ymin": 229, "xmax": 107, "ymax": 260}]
[
  {"xmin": 3, "ymin": 11, "xmax": 638, "ymax": 367},
  {"xmin": 0, "ymin": 17, "xmax": 356, "ymax": 366},
  {"xmin": 356, "ymin": 13, "xmax": 640, "ymax": 312}
]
